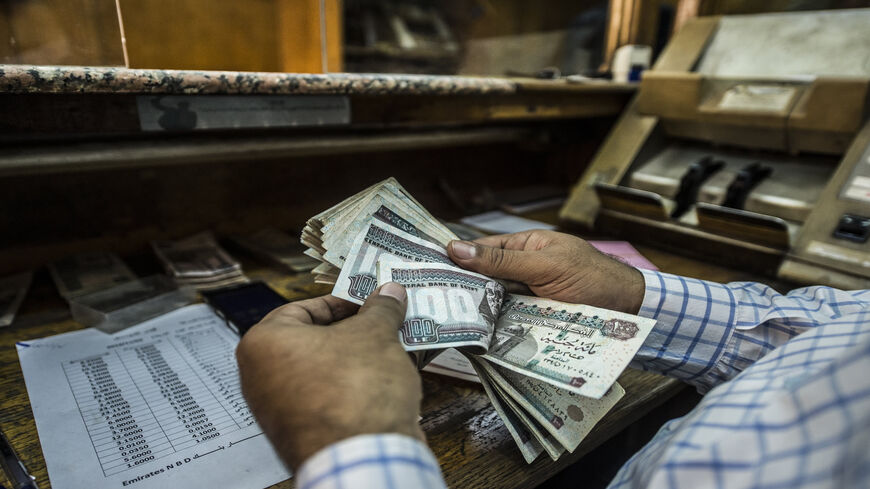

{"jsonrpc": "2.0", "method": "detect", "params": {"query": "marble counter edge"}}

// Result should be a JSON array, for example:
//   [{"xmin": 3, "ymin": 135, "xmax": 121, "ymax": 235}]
[{"xmin": 0, "ymin": 65, "xmax": 519, "ymax": 96}]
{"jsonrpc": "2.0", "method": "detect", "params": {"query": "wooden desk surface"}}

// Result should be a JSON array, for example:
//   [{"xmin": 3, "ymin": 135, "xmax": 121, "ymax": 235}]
[{"xmin": 0, "ymin": 236, "xmax": 775, "ymax": 489}]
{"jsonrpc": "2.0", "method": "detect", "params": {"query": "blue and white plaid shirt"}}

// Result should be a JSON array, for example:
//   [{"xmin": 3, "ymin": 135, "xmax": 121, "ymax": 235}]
[{"xmin": 296, "ymin": 270, "xmax": 870, "ymax": 489}]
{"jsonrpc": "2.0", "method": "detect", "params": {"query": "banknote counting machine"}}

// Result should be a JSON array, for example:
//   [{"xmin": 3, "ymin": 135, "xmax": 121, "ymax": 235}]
[{"xmin": 560, "ymin": 9, "xmax": 870, "ymax": 289}]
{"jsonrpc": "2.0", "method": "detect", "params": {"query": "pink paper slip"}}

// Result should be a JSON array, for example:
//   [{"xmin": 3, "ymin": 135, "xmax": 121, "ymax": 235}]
[{"xmin": 589, "ymin": 241, "xmax": 658, "ymax": 271}]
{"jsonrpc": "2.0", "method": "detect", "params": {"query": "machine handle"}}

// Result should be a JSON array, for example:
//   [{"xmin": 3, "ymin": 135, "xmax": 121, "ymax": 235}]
[
  {"xmin": 721, "ymin": 162, "xmax": 773, "ymax": 210},
  {"xmin": 671, "ymin": 156, "xmax": 725, "ymax": 219}
]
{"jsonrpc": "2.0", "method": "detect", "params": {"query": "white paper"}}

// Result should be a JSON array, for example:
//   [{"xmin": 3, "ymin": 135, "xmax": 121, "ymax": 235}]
[
  {"xmin": 460, "ymin": 211, "xmax": 556, "ymax": 234},
  {"xmin": 17, "ymin": 304, "xmax": 291, "ymax": 489},
  {"xmin": 717, "ymin": 84, "xmax": 796, "ymax": 112},
  {"xmin": 423, "ymin": 348, "xmax": 480, "ymax": 383}
]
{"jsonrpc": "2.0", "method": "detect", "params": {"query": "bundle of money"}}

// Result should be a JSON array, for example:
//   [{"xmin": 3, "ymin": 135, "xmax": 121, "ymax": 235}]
[
  {"xmin": 302, "ymin": 178, "xmax": 656, "ymax": 463},
  {"xmin": 49, "ymin": 252, "xmax": 137, "ymax": 299},
  {"xmin": 301, "ymin": 178, "xmax": 456, "ymax": 285},
  {"xmin": 152, "ymin": 232, "xmax": 249, "ymax": 290}
]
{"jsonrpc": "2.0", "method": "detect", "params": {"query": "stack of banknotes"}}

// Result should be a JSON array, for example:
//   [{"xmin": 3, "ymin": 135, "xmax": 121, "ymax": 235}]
[
  {"xmin": 49, "ymin": 252, "xmax": 137, "ymax": 299},
  {"xmin": 152, "ymin": 232, "xmax": 249, "ymax": 290},
  {"xmin": 302, "ymin": 178, "xmax": 656, "ymax": 463}
]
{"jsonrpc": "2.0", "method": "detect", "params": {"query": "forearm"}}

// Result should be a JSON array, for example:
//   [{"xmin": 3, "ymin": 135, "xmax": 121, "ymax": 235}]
[
  {"xmin": 296, "ymin": 433, "xmax": 446, "ymax": 489},
  {"xmin": 629, "ymin": 269, "xmax": 870, "ymax": 392}
]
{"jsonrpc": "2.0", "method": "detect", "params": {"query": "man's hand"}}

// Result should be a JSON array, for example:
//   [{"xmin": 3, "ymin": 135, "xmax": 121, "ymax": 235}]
[
  {"xmin": 236, "ymin": 283, "xmax": 424, "ymax": 470},
  {"xmin": 448, "ymin": 230, "xmax": 645, "ymax": 314}
]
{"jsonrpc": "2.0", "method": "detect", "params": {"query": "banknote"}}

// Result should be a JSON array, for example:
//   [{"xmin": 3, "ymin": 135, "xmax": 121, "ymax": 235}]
[
  {"xmin": 49, "ymin": 252, "xmax": 137, "ymax": 299},
  {"xmin": 362, "ymin": 179, "xmax": 453, "ymax": 241},
  {"xmin": 422, "ymin": 348, "xmax": 480, "ymax": 383},
  {"xmin": 476, "ymin": 358, "xmax": 624, "ymax": 452},
  {"xmin": 484, "ymin": 363, "xmax": 565, "ymax": 461},
  {"xmin": 322, "ymin": 190, "xmax": 454, "ymax": 266},
  {"xmin": 321, "ymin": 183, "xmax": 442, "ymax": 239},
  {"xmin": 306, "ymin": 179, "xmax": 384, "ymax": 232},
  {"xmin": 470, "ymin": 360, "xmax": 544, "ymax": 463},
  {"xmin": 0, "ymin": 271, "xmax": 33, "ymax": 327},
  {"xmin": 333, "ymin": 220, "xmax": 451, "ymax": 304},
  {"xmin": 323, "ymin": 200, "xmax": 443, "ymax": 266},
  {"xmin": 304, "ymin": 178, "xmax": 457, "ymax": 280},
  {"xmin": 310, "ymin": 179, "xmax": 416, "ymax": 238},
  {"xmin": 312, "ymin": 262, "xmax": 340, "ymax": 285},
  {"xmin": 152, "ymin": 232, "xmax": 248, "ymax": 290},
  {"xmin": 483, "ymin": 294, "xmax": 655, "ymax": 399},
  {"xmin": 152, "ymin": 232, "xmax": 241, "ymax": 278},
  {"xmin": 377, "ymin": 261, "xmax": 505, "ymax": 354}
]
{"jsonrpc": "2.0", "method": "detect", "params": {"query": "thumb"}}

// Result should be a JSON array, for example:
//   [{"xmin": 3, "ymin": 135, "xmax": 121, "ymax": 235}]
[
  {"xmin": 448, "ymin": 240, "xmax": 539, "ymax": 284},
  {"xmin": 353, "ymin": 282, "xmax": 408, "ymax": 336}
]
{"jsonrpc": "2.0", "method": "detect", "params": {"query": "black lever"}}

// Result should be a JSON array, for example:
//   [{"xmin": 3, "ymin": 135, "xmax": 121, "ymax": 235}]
[
  {"xmin": 671, "ymin": 156, "xmax": 725, "ymax": 219},
  {"xmin": 721, "ymin": 162, "xmax": 773, "ymax": 210}
]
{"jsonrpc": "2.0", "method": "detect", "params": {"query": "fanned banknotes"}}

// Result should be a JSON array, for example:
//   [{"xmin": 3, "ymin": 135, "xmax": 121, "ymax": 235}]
[
  {"xmin": 302, "ymin": 178, "xmax": 456, "ymax": 284},
  {"xmin": 302, "ymin": 178, "xmax": 656, "ymax": 463}
]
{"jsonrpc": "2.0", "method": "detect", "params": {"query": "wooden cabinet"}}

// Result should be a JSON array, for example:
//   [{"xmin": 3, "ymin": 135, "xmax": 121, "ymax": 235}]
[
  {"xmin": 1, "ymin": 0, "xmax": 342, "ymax": 73},
  {"xmin": 119, "ymin": 0, "xmax": 342, "ymax": 72}
]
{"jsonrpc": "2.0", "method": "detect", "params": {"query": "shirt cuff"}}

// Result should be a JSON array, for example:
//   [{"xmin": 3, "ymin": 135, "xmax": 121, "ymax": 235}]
[
  {"xmin": 630, "ymin": 269, "xmax": 739, "ymax": 391},
  {"xmin": 296, "ymin": 433, "xmax": 446, "ymax": 489}
]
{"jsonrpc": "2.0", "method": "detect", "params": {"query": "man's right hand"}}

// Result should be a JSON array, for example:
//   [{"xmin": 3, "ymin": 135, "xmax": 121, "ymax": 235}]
[{"xmin": 447, "ymin": 230, "xmax": 645, "ymax": 314}]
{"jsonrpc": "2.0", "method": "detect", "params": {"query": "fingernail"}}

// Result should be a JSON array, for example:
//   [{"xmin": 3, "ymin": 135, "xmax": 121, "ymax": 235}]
[
  {"xmin": 451, "ymin": 241, "xmax": 476, "ymax": 260},
  {"xmin": 379, "ymin": 282, "xmax": 406, "ymax": 303}
]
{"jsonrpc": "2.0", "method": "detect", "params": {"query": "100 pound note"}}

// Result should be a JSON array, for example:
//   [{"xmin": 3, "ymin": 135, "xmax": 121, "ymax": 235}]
[
  {"xmin": 483, "ymin": 295, "xmax": 655, "ymax": 399},
  {"xmin": 333, "ymin": 220, "xmax": 452, "ymax": 304},
  {"xmin": 377, "ymin": 261, "xmax": 505, "ymax": 354}
]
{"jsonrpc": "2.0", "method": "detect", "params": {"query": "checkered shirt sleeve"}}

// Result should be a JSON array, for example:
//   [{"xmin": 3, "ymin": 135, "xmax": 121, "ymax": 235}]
[
  {"xmin": 631, "ymin": 269, "xmax": 870, "ymax": 393},
  {"xmin": 613, "ymin": 270, "xmax": 870, "ymax": 489},
  {"xmin": 296, "ymin": 433, "xmax": 446, "ymax": 489}
]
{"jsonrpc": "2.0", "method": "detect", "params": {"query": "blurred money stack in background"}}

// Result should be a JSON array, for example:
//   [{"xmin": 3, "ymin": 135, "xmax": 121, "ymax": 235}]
[
  {"xmin": 49, "ymin": 252, "xmax": 137, "ymax": 299},
  {"xmin": 152, "ymin": 232, "xmax": 249, "ymax": 290},
  {"xmin": 302, "ymin": 178, "xmax": 656, "ymax": 463}
]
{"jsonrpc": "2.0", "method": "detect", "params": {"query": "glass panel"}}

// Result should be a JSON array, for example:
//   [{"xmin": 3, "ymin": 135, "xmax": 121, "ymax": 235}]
[
  {"xmin": 341, "ymin": 0, "xmax": 612, "ymax": 76},
  {"xmin": 0, "ymin": 0, "xmax": 125, "ymax": 66}
]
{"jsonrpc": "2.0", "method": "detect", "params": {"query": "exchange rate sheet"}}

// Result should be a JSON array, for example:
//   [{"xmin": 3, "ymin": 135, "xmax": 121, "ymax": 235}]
[{"xmin": 17, "ymin": 304, "xmax": 290, "ymax": 489}]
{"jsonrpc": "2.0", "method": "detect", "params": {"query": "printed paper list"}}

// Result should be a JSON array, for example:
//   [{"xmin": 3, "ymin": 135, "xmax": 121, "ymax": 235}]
[{"xmin": 18, "ymin": 305, "xmax": 290, "ymax": 489}]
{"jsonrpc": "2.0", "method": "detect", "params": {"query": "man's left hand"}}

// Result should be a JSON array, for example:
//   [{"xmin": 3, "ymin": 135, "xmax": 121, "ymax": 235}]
[{"xmin": 236, "ymin": 283, "xmax": 424, "ymax": 470}]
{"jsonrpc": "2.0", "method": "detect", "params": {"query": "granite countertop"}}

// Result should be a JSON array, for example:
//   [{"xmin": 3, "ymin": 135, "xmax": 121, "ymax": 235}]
[{"xmin": 0, "ymin": 65, "xmax": 518, "ymax": 96}]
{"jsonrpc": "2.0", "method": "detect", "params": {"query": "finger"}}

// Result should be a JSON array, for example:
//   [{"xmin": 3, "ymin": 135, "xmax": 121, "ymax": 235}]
[
  {"xmin": 262, "ymin": 295, "xmax": 360, "ymax": 326},
  {"xmin": 472, "ymin": 232, "xmax": 535, "ymax": 250},
  {"xmin": 448, "ymin": 240, "xmax": 540, "ymax": 283},
  {"xmin": 344, "ymin": 282, "xmax": 407, "ymax": 337}
]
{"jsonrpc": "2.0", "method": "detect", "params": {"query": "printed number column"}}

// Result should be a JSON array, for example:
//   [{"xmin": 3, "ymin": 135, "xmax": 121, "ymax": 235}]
[
  {"xmin": 174, "ymin": 328, "xmax": 255, "ymax": 428},
  {"xmin": 119, "ymin": 340, "xmax": 238, "ymax": 451},
  {"xmin": 63, "ymin": 353, "xmax": 172, "ymax": 476}
]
